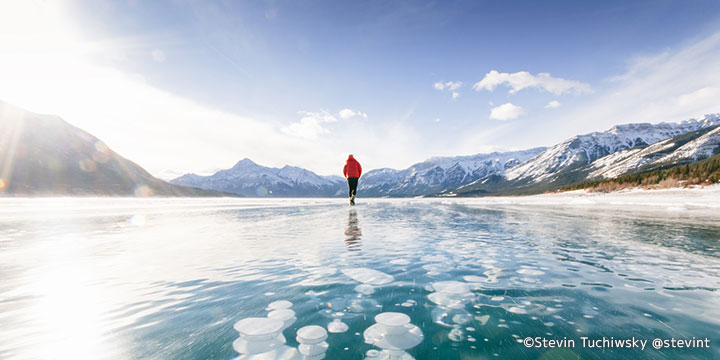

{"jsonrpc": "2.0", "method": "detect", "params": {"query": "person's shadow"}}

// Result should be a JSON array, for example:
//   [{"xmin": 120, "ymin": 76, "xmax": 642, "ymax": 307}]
[{"xmin": 345, "ymin": 208, "xmax": 362, "ymax": 252}]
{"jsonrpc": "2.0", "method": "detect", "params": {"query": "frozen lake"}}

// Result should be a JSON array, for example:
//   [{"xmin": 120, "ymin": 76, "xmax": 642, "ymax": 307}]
[{"xmin": 1, "ymin": 198, "xmax": 719, "ymax": 359}]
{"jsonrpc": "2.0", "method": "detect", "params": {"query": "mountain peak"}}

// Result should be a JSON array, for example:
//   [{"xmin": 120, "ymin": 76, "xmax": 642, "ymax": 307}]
[{"xmin": 232, "ymin": 158, "xmax": 258, "ymax": 169}]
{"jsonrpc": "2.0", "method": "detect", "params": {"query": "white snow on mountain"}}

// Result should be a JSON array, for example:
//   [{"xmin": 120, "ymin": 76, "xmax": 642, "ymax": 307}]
[
  {"xmin": 588, "ymin": 138, "xmax": 678, "ymax": 179},
  {"xmin": 657, "ymin": 126, "xmax": 720, "ymax": 163},
  {"xmin": 361, "ymin": 148, "xmax": 546, "ymax": 196},
  {"xmin": 506, "ymin": 114, "xmax": 720, "ymax": 183},
  {"xmin": 171, "ymin": 114, "xmax": 720, "ymax": 197},
  {"xmin": 589, "ymin": 125, "xmax": 720, "ymax": 179},
  {"xmin": 171, "ymin": 158, "xmax": 345, "ymax": 197}
]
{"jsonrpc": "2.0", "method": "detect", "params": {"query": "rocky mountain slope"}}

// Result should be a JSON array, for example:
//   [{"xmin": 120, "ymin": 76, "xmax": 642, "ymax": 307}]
[{"xmin": 505, "ymin": 115, "xmax": 720, "ymax": 183}]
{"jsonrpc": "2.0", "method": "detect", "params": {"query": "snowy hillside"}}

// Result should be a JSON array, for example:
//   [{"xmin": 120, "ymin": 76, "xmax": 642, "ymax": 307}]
[
  {"xmin": 171, "ymin": 158, "xmax": 346, "ymax": 197},
  {"xmin": 360, "ymin": 148, "xmax": 546, "ymax": 196},
  {"xmin": 506, "ymin": 114, "xmax": 720, "ymax": 183},
  {"xmin": 589, "ymin": 125, "xmax": 720, "ymax": 179}
]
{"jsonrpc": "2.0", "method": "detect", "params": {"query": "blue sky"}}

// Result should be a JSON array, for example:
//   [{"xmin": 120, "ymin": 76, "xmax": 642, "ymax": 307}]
[{"xmin": 2, "ymin": 0, "xmax": 720, "ymax": 177}]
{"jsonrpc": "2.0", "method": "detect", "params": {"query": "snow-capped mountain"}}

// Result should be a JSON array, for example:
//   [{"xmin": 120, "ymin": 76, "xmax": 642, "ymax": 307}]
[
  {"xmin": 170, "ymin": 158, "xmax": 346, "ymax": 197},
  {"xmin": 589, "ymin": 124, "xmax": 720, "ymax": 179},
  {"xmin": 506, "ymin": 114, "xmax": 720, "ymax": 183},
  {"xmin": 360, "ymin": 148, "xmax": 546, "ymax": 197},
  {"xmin": 171, "ymin": 114, "xmax": 720, "ymax": 198}
]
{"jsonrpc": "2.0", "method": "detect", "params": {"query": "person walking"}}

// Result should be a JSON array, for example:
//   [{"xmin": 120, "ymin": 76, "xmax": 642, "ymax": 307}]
[{"xmin": 343, "ymin": 154, "xmax": 362, "ymax": 205}]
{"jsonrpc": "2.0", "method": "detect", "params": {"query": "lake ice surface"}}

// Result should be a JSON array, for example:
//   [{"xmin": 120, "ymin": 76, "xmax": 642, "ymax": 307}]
[{"xmin": 0, "ymin": 197, "xmax": 719, "ymax": 359}]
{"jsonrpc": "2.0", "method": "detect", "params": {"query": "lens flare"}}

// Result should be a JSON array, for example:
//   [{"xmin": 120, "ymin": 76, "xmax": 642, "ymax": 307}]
[
  {"xmin": 133, "ymin": 185, "xmax": 152, "ymax": 197},
  {"xmin": 0, "ymin": 178, "xmax": 6, "ymax": 189}
]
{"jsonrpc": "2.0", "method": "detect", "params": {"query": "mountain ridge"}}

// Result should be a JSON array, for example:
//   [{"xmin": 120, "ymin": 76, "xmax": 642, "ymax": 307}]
[{"xmin": 0, "ymin": 101, "xmax": 231, "ymax": 197}]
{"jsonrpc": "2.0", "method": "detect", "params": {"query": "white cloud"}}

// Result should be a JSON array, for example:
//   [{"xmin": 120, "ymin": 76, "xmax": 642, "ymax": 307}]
[
  {"xmin": 542, "ymin": 32, "xmax": 720, "ymax": 138},
  {"xmin": 489, "ymin": 103, "xmax": 525, "ymax": 121},
  {"xmin": 433, "ymin": 81, "xmax": 462, "ymax": 91},
  {"xmin": 338, "ymin": 108, "xmax": 368, "ymax": 119},
  {"xmin": 433, "ymin": 118, "xmax": 441, "ymax": 123},
  {"xmin": 545, "ymin": 100, "xmax": 561, "ymax": 108},
  {"xmin": 676, "ymin": 87, "xmax": 719, "ymax": 107},
  {"xmin": 473, "ymin": 70, "xmax": 592, "ymax": 95},
  {"xmin": 281, "ymin": 110, "xmax": 337, "ymax": 140},
  {"xmin": 434, "ymin": 81, "xmax": 462, "ymax": 99}
]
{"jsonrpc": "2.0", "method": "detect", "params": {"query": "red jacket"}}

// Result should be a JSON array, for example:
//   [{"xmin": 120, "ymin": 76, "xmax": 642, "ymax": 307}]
[{"xmin": 343, "ymin": 155, "xmax": 362, "ymax": 178}]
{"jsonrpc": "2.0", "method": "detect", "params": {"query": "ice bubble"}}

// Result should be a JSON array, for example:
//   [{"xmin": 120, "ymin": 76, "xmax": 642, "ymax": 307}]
[
  {"xmin": 463, "ymin": 275, "xmax": 485, "ymax": 283},
  {"xmin": 267, "ymin": 309, "xmax": 296, "ymax": 330},
  {"xmin": 431, "ymin": 281, "xmax": 472, "ymax": 294},
  {"xmin": 428, "ymin": 292, "xmax": 472, "ymax": 308},
  {"xmin": 232, "ymin": 334, "xmax": 286, "ymax": 354},
  {"xmin": 363, "ymin": 323, "xmax": 424, "ymax": 350},
  {"xmin": 490, "ymin": 296, "xmax": 504, "ymax": 301},
  {"xmin": 347, "ymin": 298, "xmax": 380, "ymax": 313},
  {"xmin": 508, "ymin": 306, "xmax": 527, "ymax": 314},
  {"xmin": 517, "ymin": 268, "xmax": 544, "ymax": 276},
  {"xmin": 341, "ymin": 267, "xmax": 394, "ymax": 285},
  {"xmin": 366, "ymin": 350, "xmax": 381, "ymax": 357},
  {"xmin": 296, "ymin": 325, "xmax": 328, "ymax": 345},
  {"xmin": 354, "ymin": 284, "xmax": 376, "ymax": 295},
  {"xmin": 448, "ymin": 327, "xmax": 464, "ymax": 342},
  {"xmin": 318, "ymin": 308, "xmax": 361, "ymax": 320},
  {"xmin": 431, "ymin": 308, "xmax": 472, "ymax": 328},
  {"xmin": 234, "ymin": 317, "xmax": 284, "ymax": 341},
  {"xmin": 327, "ymin": 319, "xmax": 349, "ymax": 333},
  {"xmin": 451, "ymin": 313, "xmax": 472, "ymax": 325},
  {"xmin": 375, "ymin": 312, "xmax": 410, "ymax": 326},
  {"xmin": 298, "ymin": 342, "xmax": 329, "ymax": 356},
  {"xmin": 327, "ymin": 297, "xmax": 347, "ymax": 310},
  {"xmin": 475, "ymin": 315, "xmax": 490, "ymax": 325},
  {"xmin": 266, "ymin": 300, "xmax": 293, "ymax": 311}
]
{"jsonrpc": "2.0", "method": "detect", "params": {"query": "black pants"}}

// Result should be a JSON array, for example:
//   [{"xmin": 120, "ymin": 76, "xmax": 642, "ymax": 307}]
[{"xmin": 347, "ymin": 177, "xmax": 358, "ymax": 197}]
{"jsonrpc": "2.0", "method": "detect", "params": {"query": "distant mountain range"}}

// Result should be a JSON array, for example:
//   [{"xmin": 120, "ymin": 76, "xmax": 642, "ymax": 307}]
[
  {"xmin": 170, "ymin": 149, "xmax": 546, "ymax": 197},
  {"xmin": 359, "ymin": 149, "xmax": 546, "ymax": 197},
  {"xmin": 455, "ymin": 114, "xmax": 720, "ymax": 196},
  {"xmin": 171, "ymin": 159, "xmax": 346, "ymax": 197},
  {"xmin": 171, "ymin": 114, "xmax": 720, "ymax": 197},
  {"xmin": 2, "ymin": 99, "xmax": 718, "ymax": 197},
  {"xmin": 0, "ymin": 101, "xmax": 228, "ymax": 197}
]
